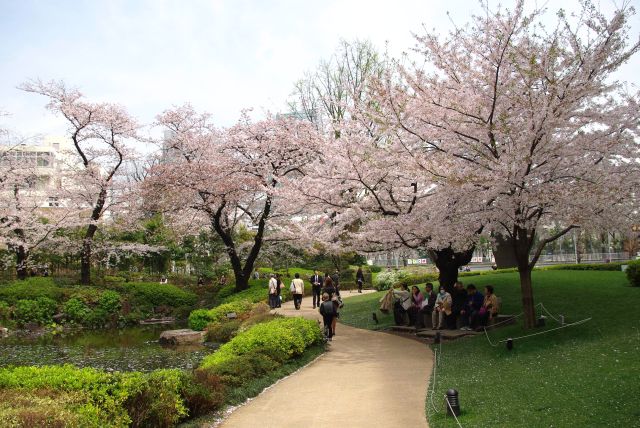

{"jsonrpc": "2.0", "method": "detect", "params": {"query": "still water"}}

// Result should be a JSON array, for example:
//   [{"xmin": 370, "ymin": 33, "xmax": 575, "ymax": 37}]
[{"xmin": 0, "ymin": 324, "xmax": 217, "ymax": 372}]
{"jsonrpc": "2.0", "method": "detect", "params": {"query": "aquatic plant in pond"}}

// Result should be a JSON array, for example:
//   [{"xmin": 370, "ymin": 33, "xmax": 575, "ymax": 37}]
[{"xmin": 0, "ymin": 324, "xmax": 217, "ymax": 372}]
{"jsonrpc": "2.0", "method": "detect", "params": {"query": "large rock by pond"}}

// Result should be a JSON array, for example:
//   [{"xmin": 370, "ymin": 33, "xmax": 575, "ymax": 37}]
[{"xmin": 159, "ymin": 329, "xmax": 205, "ymax": 346}]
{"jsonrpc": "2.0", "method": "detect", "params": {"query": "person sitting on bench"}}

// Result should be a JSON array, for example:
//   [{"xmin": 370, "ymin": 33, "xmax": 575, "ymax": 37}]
[
  {"xmin": 408, "ymin": 285, "xmax": 423, "ymax": 326},
  {"xmin": 460, "ymin": 284, "xmax": 484, "ymax": 331},
  {"xmin": 432, "ymin": 286, "xmax": 452, "ymax": 330},
  {"xmin": 479, "ymin": 285, "xmax": 499, "ymax": 327},
  {"xmin": 418, "ymin": 283, "xmax": 437, "ymax": 328}
]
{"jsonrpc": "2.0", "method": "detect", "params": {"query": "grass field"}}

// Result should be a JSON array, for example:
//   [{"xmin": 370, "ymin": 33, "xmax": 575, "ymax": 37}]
[{"xmin": 338, "ymin": 270, "xmax": 640, "ymax": 427}]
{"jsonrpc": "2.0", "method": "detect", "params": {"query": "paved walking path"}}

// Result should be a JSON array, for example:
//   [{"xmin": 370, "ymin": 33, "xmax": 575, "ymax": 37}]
[{"xmin": 218, "ymin": 290, "xmax": 432, "ymax": 428}]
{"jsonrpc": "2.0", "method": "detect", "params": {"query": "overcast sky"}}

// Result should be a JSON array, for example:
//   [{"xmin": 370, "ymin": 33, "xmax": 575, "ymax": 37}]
[{"xmin": 1, "ymin": 0, "xmax": 639, "ymax": 141}]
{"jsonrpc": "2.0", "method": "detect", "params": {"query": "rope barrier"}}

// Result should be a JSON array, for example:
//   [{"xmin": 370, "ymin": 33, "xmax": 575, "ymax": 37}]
[
  {"xmin": 537, "ymin": 302, "xmax": 561, "ymax": 323},
  {"xmin": 445, "ymin": 395, "xmax": 464, "ymax": 428},
  {"xmin": 495, "ymin": 317, "xmax": 592, "ymax": 343}
]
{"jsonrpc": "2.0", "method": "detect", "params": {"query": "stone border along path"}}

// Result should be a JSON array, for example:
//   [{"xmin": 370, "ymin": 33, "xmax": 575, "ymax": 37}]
[{"xmin": 216, "ymin": 289, "xmax": 433, "ymax": 428}]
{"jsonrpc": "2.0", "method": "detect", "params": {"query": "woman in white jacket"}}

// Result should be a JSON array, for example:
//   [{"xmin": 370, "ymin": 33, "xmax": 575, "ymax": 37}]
[{"xmin": 290, "ymin": 273, "xmax": 305, "ymax": 310}]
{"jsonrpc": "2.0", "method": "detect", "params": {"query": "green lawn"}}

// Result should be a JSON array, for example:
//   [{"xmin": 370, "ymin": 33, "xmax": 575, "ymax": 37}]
[{"xmin": 339, "ymin": 270, "xmax": 640, "ymax": 427}]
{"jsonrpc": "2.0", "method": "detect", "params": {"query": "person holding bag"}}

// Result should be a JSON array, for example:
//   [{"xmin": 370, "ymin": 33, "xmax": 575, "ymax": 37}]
[{"xmin": 290, "ymin": 273, "xmax": 305, "ymax": 310}]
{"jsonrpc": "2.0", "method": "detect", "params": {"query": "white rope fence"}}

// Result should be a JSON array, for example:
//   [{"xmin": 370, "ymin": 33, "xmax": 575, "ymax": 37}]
[{"xmin": 427, "ymin": 301, "xmax": 592, "ymax": 427}]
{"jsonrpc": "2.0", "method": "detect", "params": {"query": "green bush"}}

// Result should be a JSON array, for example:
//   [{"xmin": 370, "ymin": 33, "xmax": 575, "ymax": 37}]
[
  {"xmin": 63, "ymin": 297, "xmax": 90, "ymax": 324},
  {"xmin": 369, "ymin": 265, "xmax": 383, "ymax": 273},
  {"xmin": 104, "ymin": 275, "xmax": 126, "ymax": 283},
  {"xmin": 188, "ymin": 300, "xmax": 254, "ymax": 331},
  {"xmin": 0, "ymin": 278, "xmax": 64, "ymax": 304},
  {"xmin": 542, "ymin": 262, "xmax": 626, "ymax": 271},
  {"xmin": 99, "ymin": 290, "xmax": 122, "ymax": 314},
  {"xmin": 14, "ymin": 297, "xmax": 58, "ymax": 325},
  {"xmin": 206, "ymin": 319, "xmax": 243, "ymax": 343},
  {"xmin": 374, "ymin": 270, "xmax": 410, "ymax": 290},
  {"xmin": 200, "ymin": 317, "xmax": 322, "ymax": 369},
  {"xmin": 0, "ymin": 300, "xmax": 9, "ymax": 321},
  {"xmin": 180, "ymin": 369, "xmax": 226, "ymax": 418},
  {"xmin": 119, "ymin": 282, "xmax": 197, "ymax": 307},
  {"xmin": 625, "ymin": 261, "xmax": 640, "ymax": 287},
  {"xmin": 0, "ymin": 365, "xmax": 188, "ymax": 428},
  {"xmin": 0, "ymin": 389, "xmax": 102, "ymax": 427},
  {"xmin": 220, "ymin": 279, "xmax": 269, "ymax": 304}
]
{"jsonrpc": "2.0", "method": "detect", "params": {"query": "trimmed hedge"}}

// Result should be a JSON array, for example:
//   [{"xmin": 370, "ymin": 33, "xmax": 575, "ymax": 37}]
[
  {"xmin": 0, "ymin": 365, "xmax": 188, "ymax": 427},
  {"xmin": 188, "ymin": 300, "xmax": 254, "ymax": 331},
  {"xmin": 541, "ymin": 262, "xmax": 627, "ymax": 271},
  {"xmin": 625, "ymin": 260, "xmax": 640, "ymax": 287},
  {"xmin": 0, "ymin": 278, "xmax": 64, "ymax": 304},
  {"xmin": 118, "ymin": 282, "xmax": 197, "ymax": 307},
  {"xmin": 200, "ymin": 317, "xmax": 322, "ymax": 370}
]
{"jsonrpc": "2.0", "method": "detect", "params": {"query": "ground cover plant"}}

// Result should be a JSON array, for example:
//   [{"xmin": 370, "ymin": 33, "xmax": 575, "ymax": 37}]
[
  {"xmin": 339, "ymin": 270, "xmax": 640, "ymax": 427},
  {"xmin": 0, "ymin": 312, "xmax": 324, "ymax": 427},
  {"xmin": 0, "ymin": 278, "xmax": 198, "ymax": 328}
]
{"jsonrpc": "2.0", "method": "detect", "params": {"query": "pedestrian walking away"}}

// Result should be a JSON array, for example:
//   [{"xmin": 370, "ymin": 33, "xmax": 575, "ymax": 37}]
[
  {"xmin": 310, "ymin": 270, "xmax": 323, "ymax": 309},
  {"xmin": 356, "ymin": 267, "xmax": 365, "ymax": 293},
  {"xmin": 268, "ymin": 274, "xmax": 278, "ymax": 309},
  {"xmin": 319, "ymin": 292, "xmax": 337, "ymax": 340},
  {"xmin": 290, "ymin": 273, "xmax": 305, "ymax": 310},
  {"xmin": 275, "ymin": 273, "xmax": 283, "ymax": 308}
]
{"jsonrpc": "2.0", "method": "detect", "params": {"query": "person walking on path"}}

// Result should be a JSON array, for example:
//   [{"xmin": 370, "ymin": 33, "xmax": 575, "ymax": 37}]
[
  {"xmin": 290, "ymin": 273, "xmax": 305, "ymax": 310},
  {"xmin": 275, "ymin": 273, "xmax": 283, "ymax": 308},
  {"xmin": 356, "ymin": 267, "xmax": 365, "ymax": 293},
  {"xmin": 331, "ymin": 270, "xmax": 341, "ymax": 296},
  {"xmin": 268, "ymin": 274, "xmax": 278, "ymax": 309},
  {"xmin": 319, "ymin": 292, "xmax": 337, "ymax": 340},
  {"xmin": 310, "ymin": 270, "xmax": 323, "ymax": 309}
]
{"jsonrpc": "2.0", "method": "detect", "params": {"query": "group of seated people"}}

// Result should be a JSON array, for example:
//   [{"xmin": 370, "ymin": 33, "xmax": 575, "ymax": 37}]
[{"xmin": 392, "ymin": 281, "xmax": 499, "ymax": 331}]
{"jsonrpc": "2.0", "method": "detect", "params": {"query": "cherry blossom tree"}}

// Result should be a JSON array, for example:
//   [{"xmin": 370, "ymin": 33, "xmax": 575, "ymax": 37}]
[
  {"xmin": 21, "ymin": 80, "xmax": 139, "ymax": 284},
  {"xmin": 0, "ymin": 135, "xmax": 69, "ymax": 279},
  {"xmin": 365, "ymin": 0, "xmax": 640, "ymax": 328},
  {"xmin": 145, "ymin": 105, "xmax": 321, "ymax": 291}
]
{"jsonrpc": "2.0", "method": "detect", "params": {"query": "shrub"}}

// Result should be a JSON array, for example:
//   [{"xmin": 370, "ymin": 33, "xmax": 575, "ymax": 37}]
[
  {"xmin": 374, "ymin": 270, "xmax": 410, "ymax": 290},
  {"xmin": 14, "ymin": 297, "xmax": 58, "ymax": 325},
  {"xmin": 0, "ymin": 278, "xmax": 64, "ymax": 304},
  {"xmin": 0, "ymin": 365, "xmax": 189, "ymax": 428},
  {"xmin": 63, "ymin": 297, "xmax": 90, "ymax": 324},
  {"xmin": 200, "ymin": 317, "xmax": 322, "ymax": 370},
  {"xmin": 180, "ymin": 369, "xmax": 225, "ymax": 417},
  {"xmin": 0, "ymin": 300, "xmax": 9, "ymax": 321},
  {"xmin": 369, "ymin": 265, "xmax": 383, "ymax": 273},
  {"xmin": 206, "ymin": 319, "xmax": 243, "ymax": 343},
  {"xmin": 104, "ymin": 275, "xmax": 126, "ymax": 283},
  {"xmin": 398, "ymin": 272, "xmax": 439, "ymax": 287},
  {"xmin": 119, "ymin": 282, "xmax": 197, "ymax": 307},
  {"xmin": 625, "ymin": 261, "xmax": 640, "ymax": 287},
  {"xmin": 188, "ymin": 300, "xmax": 254, "ymax": 331},
  {"xmin": 0, "ymin": 389, "xmax": 102, "ymax": 428},
  {"xmin": 542, "ymin": 262, "xmax": 626, "ymax": 271},
  {"xmin": 99, "ymin": 290, "xmax": 122, "ymax": 314}
]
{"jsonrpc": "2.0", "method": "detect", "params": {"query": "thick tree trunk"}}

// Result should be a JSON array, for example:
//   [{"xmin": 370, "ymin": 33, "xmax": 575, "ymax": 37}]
[
  {"xmin": 492, "ymin": 233, "xmax": 519, "ymax": 269},
  {"xmin": 80, "ymin": 224, "xmax": 98, "ymax": 285},
  {"xmin": 429, "ymin": 246, "xmax": 474, "ymax": 294},
  {"xmin": 513, "ymin": 225, "xmax": 537, "ymax": 329},
  {"xmin": 16, "ymin": 245, "xmax": 29, "ymax": 280},
  {"xmin": 518, "ymin": 266, "xmax": 537, "ymax": 329}
]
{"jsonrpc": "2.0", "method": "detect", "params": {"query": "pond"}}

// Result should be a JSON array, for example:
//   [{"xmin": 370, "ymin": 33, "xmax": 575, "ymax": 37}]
[{"xmin": 0, "ymin": 324, "xmax": 218, "ymax": 372}]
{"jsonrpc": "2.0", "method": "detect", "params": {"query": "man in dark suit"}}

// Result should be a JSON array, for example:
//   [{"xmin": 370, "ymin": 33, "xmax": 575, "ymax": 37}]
[{"xmin": 310, "ymin": 270, "xmax": 323, "ymax": 308}]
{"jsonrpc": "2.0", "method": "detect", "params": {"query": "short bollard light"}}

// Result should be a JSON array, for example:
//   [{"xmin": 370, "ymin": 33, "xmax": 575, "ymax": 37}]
[
  {"xmin": 559, "ymin": 314, "xmax": 565, "ymax": 326},
  {"xmin": 434, "ymin": 331, "xmax": 441, "ymax": 344},
  {"xmin": 506, "ymin": 338, "xmax": 514, "ymax": 350},
  {"xmin": 537, "ymin": 315, "xmax": 546, "ymax": 327},
  {"xmin": 446, "ymin": 389, "xmax": 461, "ymax": 417}
]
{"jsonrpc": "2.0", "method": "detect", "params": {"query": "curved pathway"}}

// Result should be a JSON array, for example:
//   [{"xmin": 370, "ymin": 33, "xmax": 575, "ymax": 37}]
[{"xmin": 218, "ymin": 290, "xmax": 432, "ymax": 428}]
